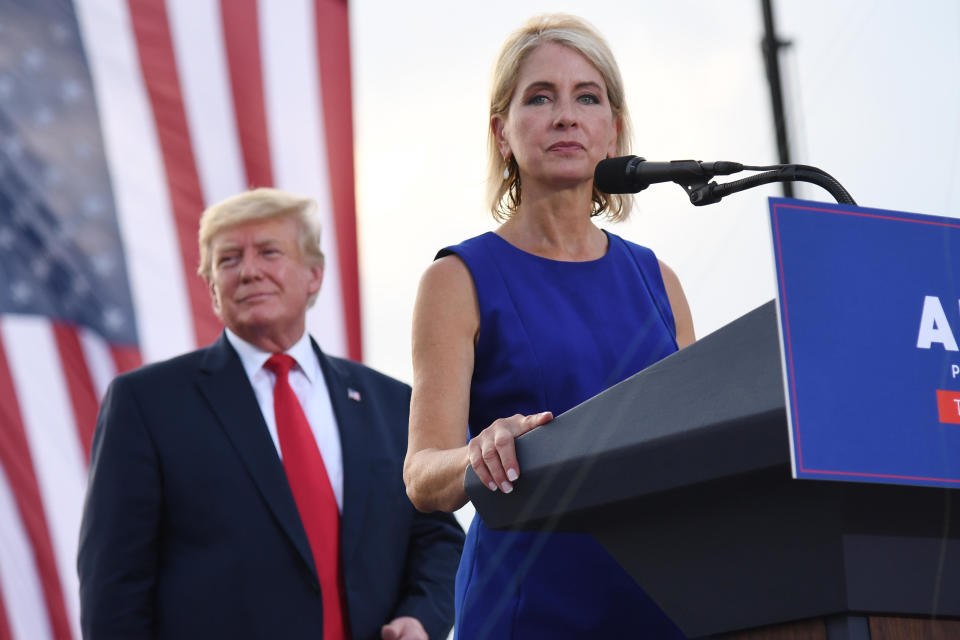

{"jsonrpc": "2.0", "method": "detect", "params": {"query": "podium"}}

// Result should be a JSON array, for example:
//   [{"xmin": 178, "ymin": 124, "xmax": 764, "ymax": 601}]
[{"xmin": 465, "ymin": 301, "xmax": 960, "ymax": 639}]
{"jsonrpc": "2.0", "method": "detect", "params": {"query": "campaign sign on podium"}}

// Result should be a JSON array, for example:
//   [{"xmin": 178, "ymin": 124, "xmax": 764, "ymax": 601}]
[{"xmin": 769, "ymin": 198, "xmax": 960, "ymax": 488}]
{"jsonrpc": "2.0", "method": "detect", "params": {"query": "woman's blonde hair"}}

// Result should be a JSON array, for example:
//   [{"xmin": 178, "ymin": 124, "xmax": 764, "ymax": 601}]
[
  {"xmin": 487, "ymin": 14, "xmax": 633, "ymax": 221},
  {"xmin": 197, "ymin": 188, "xmax": 325, "ymax": 306}
]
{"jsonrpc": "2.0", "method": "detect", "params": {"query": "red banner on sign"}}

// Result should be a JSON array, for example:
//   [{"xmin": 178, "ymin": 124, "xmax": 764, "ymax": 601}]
[{"xmin": 936, "ymin": 390, "xmax": 960, "ymax": 424}]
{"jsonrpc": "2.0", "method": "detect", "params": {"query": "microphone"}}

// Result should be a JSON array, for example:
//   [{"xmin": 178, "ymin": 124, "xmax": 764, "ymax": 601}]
[{"xmin": 594, "ymin": 155, "xmax": 744, "ymax": 193}]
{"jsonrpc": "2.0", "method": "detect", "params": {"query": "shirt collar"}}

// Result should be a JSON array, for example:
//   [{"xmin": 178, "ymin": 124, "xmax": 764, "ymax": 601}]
[{"xmin": 224, "ymin": 327, "xmax": 320, "ymax": 384}]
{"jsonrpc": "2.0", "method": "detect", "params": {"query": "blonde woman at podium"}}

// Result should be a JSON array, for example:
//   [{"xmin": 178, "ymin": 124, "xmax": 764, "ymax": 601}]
[{"xmin": 404, "ymin": 14, "xmax": 695, "ymax": 639}]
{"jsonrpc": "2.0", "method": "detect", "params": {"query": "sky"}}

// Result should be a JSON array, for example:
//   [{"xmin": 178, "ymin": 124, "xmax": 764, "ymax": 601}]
[{"xmin": 349, "ymin": 0, "xmax": 960, "ymax": 385}]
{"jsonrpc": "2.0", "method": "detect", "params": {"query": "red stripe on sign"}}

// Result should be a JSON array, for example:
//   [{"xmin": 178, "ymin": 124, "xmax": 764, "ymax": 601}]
[
  {"xmin": 937, "ymin": 389, "xmax": 960, "ymax": 424},
  {"xmin": 0, "ymin": 343, "xmax": 74, "ymax": 640},
  {"xmin": 52, "ymin": 324, "xmax": 99, "ymax": 461},
  {"xmin": 110, "ymin": 345, "xmax": 143, "ymax": 376},
  {"xmin": 314, "ymin": 0, "xmax": 362, "ymax": 362},
  {"xmin": 128, "ymin": 0, "xmax": 222, "ymax": 348},
  {"xmin": 0, "ymin": 577, "xmax": 12, "ymax": 640},
  {"xmin": 220, "ymin": 0, "xmax": 274, "ymax": 190}
]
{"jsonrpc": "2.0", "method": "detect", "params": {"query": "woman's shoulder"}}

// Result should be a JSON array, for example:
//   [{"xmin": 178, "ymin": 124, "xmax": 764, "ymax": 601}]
[
  {"xmin": 605, "ymin": 230, "xmax": 658, "ymax": 264},
  {"xmin": 435, "ymin": 231, "xmax": 496, "ymax": 261}
]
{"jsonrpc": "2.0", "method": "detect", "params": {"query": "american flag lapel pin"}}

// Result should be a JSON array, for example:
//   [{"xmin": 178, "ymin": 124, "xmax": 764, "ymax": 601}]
[{"xmin": 347, "ymin": 387, "xmax": 361, "ymax": 402}]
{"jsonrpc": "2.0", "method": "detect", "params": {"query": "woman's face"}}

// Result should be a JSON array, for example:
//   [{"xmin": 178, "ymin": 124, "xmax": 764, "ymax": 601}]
[{"xmin": 494, "ymin": 42, "xmax": 619, "ymax": 192}]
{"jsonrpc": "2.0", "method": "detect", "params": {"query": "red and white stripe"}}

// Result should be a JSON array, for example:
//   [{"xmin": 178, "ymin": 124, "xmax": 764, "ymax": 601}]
[{"xmin": 0, "ymin": 1, "xmax": 360, "ymax": 638}]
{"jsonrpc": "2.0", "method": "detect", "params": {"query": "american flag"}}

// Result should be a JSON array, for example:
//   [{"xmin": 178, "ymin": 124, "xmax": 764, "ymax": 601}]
[{"xmin": 0, "ymin": 1, "xmax": 361, "ymax": 638}]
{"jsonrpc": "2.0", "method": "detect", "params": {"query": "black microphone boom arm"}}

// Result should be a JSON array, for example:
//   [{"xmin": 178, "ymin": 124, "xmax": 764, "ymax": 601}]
[{"xmin": 594, "ymin": 156, "xmax": 857, "ymax": 206}]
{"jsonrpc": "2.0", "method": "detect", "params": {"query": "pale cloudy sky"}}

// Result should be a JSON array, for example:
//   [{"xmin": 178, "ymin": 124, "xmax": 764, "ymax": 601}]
[{"xmin": 350, "ymin": 0, "xmax": 960, "ymax": 382}]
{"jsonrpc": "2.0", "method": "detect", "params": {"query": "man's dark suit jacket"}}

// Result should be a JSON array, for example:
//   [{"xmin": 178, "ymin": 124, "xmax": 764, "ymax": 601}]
[{"xmin": 77, "ymin": 334, "xmax": 464, "ymax": 639}]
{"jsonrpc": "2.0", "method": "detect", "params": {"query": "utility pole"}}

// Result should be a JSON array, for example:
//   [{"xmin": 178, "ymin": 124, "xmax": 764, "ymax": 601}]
[{"xmin": 760, "ymin": 0, "xmax": 794, "ymax": 198}]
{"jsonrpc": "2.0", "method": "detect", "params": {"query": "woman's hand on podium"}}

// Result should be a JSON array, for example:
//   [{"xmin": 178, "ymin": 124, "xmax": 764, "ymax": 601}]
[{"xmin": 467, "ymin": 412, "xmax": 553, "ymax": 494}]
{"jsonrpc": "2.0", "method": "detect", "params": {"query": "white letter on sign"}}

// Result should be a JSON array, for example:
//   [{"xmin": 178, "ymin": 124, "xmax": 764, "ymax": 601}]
[{"xmin": 917, "ymin": 296, "xmax": 959, "ymax": 351}]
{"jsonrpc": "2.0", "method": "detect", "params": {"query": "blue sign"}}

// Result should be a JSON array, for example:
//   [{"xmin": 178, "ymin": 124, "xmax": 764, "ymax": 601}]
[{"xmin": 769, "ymin": 198, "xmax": 960, "ymax": 488}]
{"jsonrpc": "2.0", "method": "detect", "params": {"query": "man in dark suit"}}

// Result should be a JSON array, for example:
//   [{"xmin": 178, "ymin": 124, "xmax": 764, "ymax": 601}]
[{"xmin": 77, "ymin": 188, "xmax": 463, "ymax": 640}]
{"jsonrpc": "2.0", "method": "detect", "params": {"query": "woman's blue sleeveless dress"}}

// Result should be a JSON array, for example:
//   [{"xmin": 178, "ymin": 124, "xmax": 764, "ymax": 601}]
[{"xmin": 438, "ymin": 230, "xmax": 687, "ymax": 639}]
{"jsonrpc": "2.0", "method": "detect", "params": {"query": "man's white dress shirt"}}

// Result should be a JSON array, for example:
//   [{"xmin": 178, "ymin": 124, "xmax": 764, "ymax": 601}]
[{"xmin": 225, "ymin": 328, "xmax": 344, "ymax": 511}]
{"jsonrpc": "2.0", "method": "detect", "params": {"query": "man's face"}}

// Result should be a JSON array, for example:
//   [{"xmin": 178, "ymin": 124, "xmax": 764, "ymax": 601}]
[{"xmin": 208, "ymin": 216, "xmax": 322, "ymax": 347}]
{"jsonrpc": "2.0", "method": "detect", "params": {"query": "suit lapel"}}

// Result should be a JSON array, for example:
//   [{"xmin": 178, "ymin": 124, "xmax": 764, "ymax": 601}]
[
  {"xmin": 314, "ymin": 342, "xmax": 377, "ymax": 565},
  {"xmin": 197, "ymin": 334, "xmax": 317, "ymax": 578}
]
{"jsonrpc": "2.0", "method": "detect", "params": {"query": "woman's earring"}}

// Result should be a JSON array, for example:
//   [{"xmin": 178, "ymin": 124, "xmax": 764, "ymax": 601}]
[{"xmin": 503, "ymin": 166, "xmax": 510, "ymax": 180}]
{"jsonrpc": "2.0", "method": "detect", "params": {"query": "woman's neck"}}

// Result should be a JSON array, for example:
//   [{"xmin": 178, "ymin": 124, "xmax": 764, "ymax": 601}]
[{"xmin": 498, "ymin": 184, "xmax": 607, "ymax": 261}]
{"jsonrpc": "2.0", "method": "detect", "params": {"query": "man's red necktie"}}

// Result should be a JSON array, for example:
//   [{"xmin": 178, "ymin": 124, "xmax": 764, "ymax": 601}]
[{"xmin": 264, "ymin": 354, "xmax": 346, "ymax": 640}]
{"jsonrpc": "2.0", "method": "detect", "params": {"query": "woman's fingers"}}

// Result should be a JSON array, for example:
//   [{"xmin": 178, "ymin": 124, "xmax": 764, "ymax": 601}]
[
  {"xmin": 483, "ymin": 429, "xmax": 514, "ymax": 492},
  {"xmin": 468, "ymin": 412, "xmax": 553, "ymax": 494},
  {"xmin": 519, "ymin": 411, "xmax": 553, "ymax": 435},
  {"xmin": 467, "ymin": 418, "xmax": 514, "ymax": 493}
]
